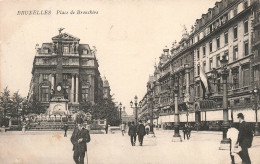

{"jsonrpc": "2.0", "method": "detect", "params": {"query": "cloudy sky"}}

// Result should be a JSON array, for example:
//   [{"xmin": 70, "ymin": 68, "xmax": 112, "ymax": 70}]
[{"xmin": 0, "ymin": 0, "xmax": 216, "ymax": 114}]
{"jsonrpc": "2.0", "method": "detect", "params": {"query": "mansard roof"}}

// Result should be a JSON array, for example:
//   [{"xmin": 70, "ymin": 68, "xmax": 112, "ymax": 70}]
[{"xmin": 52, "ymin": 32, "xmax": 80, "ymax": 41}]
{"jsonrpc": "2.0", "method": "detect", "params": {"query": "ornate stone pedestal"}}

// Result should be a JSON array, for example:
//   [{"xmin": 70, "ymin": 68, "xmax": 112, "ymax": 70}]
[{"xmin": 47, "ymin": 98, "xmax": 69, "ymax": 116}]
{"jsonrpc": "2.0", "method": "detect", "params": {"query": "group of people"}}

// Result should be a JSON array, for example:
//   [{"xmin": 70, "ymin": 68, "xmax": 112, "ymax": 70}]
[
  {"xmin": 67, "ymin": 112, "xmax": 255, "ymax": 164},
  {"xmin": 182, "ymin": 124, "xmax": 192, "ymax": 140},
  {"xmin": 128, "ymin": 120, "xmax": 147, "ymax": 146}
]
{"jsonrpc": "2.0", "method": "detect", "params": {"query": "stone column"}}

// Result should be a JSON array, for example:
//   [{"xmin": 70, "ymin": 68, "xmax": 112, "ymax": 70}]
[
  {"xmin": 51, "ymin": 74, "xmax": 55, "ymax": 90},
  {"xmin": 219, "ymin": 70, "xmax": 229, "ymax": 150},
  {"xmin": 185, "ymin": 65, "xmax": 190, "ymax": 102},
  {"xmin": 71, "ymin": 74, "xmax": 74, "ymax": 103},
  {"xmin": 172, "ymin": 77, "xmax": 182, "ymax": 142},
  {"xmin": 76, "ymin": 74, "xmax": 79, "ymax": 103}
]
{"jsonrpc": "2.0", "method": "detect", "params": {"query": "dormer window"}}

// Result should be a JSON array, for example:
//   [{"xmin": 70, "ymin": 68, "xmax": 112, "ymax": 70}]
[
  {"xmin": 43, "ymin": 48, "xmax": 49, "ymax": 54},
  {"xmin": 83, "ymin": 49, "xmax": 89, "ymax": 55}
]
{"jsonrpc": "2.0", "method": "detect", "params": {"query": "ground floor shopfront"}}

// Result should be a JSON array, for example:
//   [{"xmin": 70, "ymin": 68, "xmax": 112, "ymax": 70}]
[{"xmin": 158, "ymin": 108, "xmax": 260, "ymax": 130}]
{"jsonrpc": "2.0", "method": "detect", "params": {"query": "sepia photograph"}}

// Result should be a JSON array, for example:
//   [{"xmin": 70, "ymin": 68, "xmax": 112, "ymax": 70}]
[{"xmin": 0, "ymin": 0, "xmax": 260, "ymax": 163}]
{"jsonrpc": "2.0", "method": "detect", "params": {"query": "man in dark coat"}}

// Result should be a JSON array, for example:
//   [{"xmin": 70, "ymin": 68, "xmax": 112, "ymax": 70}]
[
  {"xmin": 137, "ymin": 120, "xmax": 146, "ymax": 146},
  {"xmin": 105, "ymin": 123, "xmax": 108, "ymax": 134},
  {"xmin": 71, "ymin": 118, "xmax": 91, "ymax": 164},
  {"xmin": 183, "ymin": 124, "xmax": 188, "ymax": 140},
  {"xmin": 64, "ymin": 123, "xmax": 69, "ymax": 137},
  {"xmin": 128, "ymin": 121, "xmax": 137, "ymax": 146},
  {"xmin": 236, "ymin": 113, "xmax": 253, "ymax": 164}
]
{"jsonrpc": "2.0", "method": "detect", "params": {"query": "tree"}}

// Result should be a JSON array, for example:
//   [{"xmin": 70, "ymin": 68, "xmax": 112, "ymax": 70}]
[
  {"xmin": 11, "ymin": 91, "xmax": 24, "ymax": 120},
  {"xmin": 0, "ymin": 87, "xmax": 13, "ymax": 118}
]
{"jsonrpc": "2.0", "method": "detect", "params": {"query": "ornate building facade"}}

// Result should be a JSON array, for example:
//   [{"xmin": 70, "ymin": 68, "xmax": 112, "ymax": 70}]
[
  {"xmin": 27, "ymin": 32, "xmax": 110, "ymax": 114},
  {"xmin": 139, "ymin": 0, "xmax": 260, "ymax": 129}
]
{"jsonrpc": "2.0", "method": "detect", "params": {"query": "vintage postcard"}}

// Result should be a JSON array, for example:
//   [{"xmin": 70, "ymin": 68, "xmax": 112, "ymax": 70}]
[{"xmin": 0, "ymin": 0, "xmax": 260, "ymax": 163}]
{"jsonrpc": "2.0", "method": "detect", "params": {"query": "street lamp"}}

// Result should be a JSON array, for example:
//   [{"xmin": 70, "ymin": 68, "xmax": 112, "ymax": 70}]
[
  {"xmin": 219, "ymin": 55, "xmax": 230, "ymax": 150},
  {"xmin": 119, "ymin": 102, "xmax": 122, "ymax": 124},
  {"xmin": 130, "ymin": 95, "xmax": 142, "ymax": 124},
  {"xmin": 172, "ymin": 78, "xmax": 182, "ymax": 142},
  {"xmin": 148, "ymin": 86, "xmax": 155, "ymax": 136},
  {"xmin": 251, "ymin": 87, "xmax": 260, "ymax": 136}
]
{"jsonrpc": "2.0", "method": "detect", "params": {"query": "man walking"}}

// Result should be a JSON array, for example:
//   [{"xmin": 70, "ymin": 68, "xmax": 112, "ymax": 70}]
[
  {"xmin": 236, "ymin": 113, "xmax": 253, "ymax": 164},
  {"xmin": 183, "ymin": 124, "xmax": 188, "ymax": 140},
  {"xmin": 71, "ymin": 118, "xmax": 91, "ymax": 164},
  {"xmin": 137, "ymin": 120, "xmax": 146, "ymax": 146},
  {"xmin": 120, "ymin": 123, "xmax": 126, "ymax": 136},
  {"xmin": 64, "ymin": 123, "xmax": 69, "ymax": 137},
  {"xmin": 128, "ymin": 121, "xmax": 137, "ymax": 146}
]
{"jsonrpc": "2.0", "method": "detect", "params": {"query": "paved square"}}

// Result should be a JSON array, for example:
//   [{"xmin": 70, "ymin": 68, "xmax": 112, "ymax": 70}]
[{"xmin": 0, "ymin": 130, "xmax": 259, "ymax": 164}]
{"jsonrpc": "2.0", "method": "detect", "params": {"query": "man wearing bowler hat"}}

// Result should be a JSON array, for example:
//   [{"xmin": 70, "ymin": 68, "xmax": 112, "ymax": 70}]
[
  {"xmin": 236, "ymin": 113, "xmax": 253, "ymax": 164},
  {"xmin": 71, "ymin": 118, "xmax": 91, "ymax": 164}
]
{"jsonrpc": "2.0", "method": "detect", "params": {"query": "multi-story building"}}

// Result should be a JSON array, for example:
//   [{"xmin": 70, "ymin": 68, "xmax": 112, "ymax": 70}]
[
  {"xmin": 140, "ymin": 0, "xmax": 260, "ymax": 130},
  {"xmin": 27, "ymin": 31, "xmax": 110, "ymax": 115}
]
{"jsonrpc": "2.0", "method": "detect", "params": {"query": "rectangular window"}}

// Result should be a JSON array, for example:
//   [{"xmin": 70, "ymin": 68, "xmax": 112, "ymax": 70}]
[
  {"xmin": 197, "ymin": 85, "xmax": 200, "ymax": 97},
  {"xmin": 203, "ymin": 61, "xmax": 206, "ymax": 72},
  {"xmin": 244, "ymin": 98, "xmax": 250, "ymax": 104},
  {"xmin": 197, "ymin": 35, "xmax": 200, "ymax": 41},
  {"xmin": 43, "ymin": 74, "xmax": 49, "ymax": 81},
  {"xmin": 216, "ymin": 55, "xmax": 220, "ymax": 67},
  {"xmin": 197, "ymin": 49, "xmax": 200, "ymax": 60},
  {"xmin": 217, "ymin": 37, "xmax": 220, "ymax": 49},
  {"xmin": 209, "ymin": 58, "xmax": 213, "ymax": 70},
  {"xmin": 197, "ymin": 65, "xmax": 200, "ymax": 75},
  {"xmin": 243, "ymin": 65, "xmax": 250, "ymax": 87},
  {"xmin": 232, "ymin": 69, "xmax": 239, "ymax": 89},
  {"xmin": 234, "ymin": 26, "xmax": 238, "ymax": 40},
  {"xmin": 209, "ymin": 41, "xmax": 212, "ymax": 52},
  {"xmin": 244, "ymin": 20, "xmax": 248, "ymax": 34},
  {"xmin": 63, "ymin": 74, "xmax": 68, "ymax": 81},
  {"xmin": 224, "ymin": 32, "xmax": 228, "ymax": 44},
  {"xmin": 224, "ymin": 51, "xmax": 229, "ymax": 60},
  {"xmin": 234, "ymin": 99, "xmax": 240, "ymax": 105},
  {"xmin": 244, "ymin": 41, "xmax": 249, "ymax": 56},
  {"xmin": 203, "ymin": 46, "xmax": 206, "ymax": 57},
  {"xmin": 82, "ymin": 88, "xmax": 89, "ymax": 101},
  {"xmin": 244, "ymin": 1, "xmax": 248, "ymax": 9},
  {"xmin": 233, "ymin": 46, "xmax": 238, "ymax": 61},
  {"xmin": 234, "ymin": 7, "xmax": 238, "ymax": 16}
]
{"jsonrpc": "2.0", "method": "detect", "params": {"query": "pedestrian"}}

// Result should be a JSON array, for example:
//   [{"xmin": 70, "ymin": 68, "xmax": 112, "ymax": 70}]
[
  {"xmin": 227, "ymin": 123, "xmax": 239, "ymax": 164},
  {"xmin": 70, "ymin": 118, "xmax": 91, "ymax": 164},
  {"xmin": 183, "ymin": 124, "xmax": 188, "ymax": 140},
  {"xmin": 105, "ymin": 123, "xmax": 108, "ymax": 134},
  {"xmin": 64, "ymin": 123, "xmax": 69, "ymax": 137},
  {"xmin": 128, "ymin": 121, "xmax": 137, "ymax": 146},
  {"xmin": 120, "ymin": 123, "xmax": 126, "ymax": 136},
  {"xmin": 235, "ymin": 113, "xmax": 254, "ymax": 164},
  {"xmin": 137, "ymin": 120, "xmax": 146, "ymax": 146},
  {"xmin": 187, "ymin": 124, "xmax": 191, "ymax": 139},
  {"xmin": 145, "ymin": 123, "xmax": 150, "ymax": 135}
]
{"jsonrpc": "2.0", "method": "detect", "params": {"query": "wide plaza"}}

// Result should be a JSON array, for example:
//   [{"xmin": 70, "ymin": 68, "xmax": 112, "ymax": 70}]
[{"xmin": 0, "ymin": 129, "xmax": 260, "ymax": 164}]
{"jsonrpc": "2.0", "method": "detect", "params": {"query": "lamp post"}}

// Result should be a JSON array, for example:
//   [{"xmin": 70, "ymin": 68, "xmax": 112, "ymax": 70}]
[
  {"xmin": 119, "ymin": 102, "xmax": 122, "ymax": 124},
  {"xmin": 219, "ymin": 55, "xmax": 230, "ymax": 150},
  {"xmin": 172, "ymin": 79, "xmax": 182, "ymax": 142},
  {"xmin": 186, "ymin": 110, "xmax": 189, "ymax": 125},
  {"xmin": 130, "ymin": 96, "xmax": 142, "ymax": 124},
  {"xmin": 148, "ymin": 87, "xmax": 155, "ymax": 136},
  {"xmin": 251, "ymin": 87, "xmax": 260, "ymax": 136}
]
